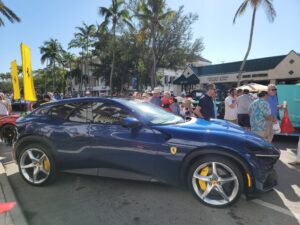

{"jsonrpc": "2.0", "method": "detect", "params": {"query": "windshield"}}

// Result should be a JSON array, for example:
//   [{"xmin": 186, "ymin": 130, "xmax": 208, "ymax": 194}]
[{"xmin": 119, "ymin": 100, "xmax": 184, "ymax": 125}]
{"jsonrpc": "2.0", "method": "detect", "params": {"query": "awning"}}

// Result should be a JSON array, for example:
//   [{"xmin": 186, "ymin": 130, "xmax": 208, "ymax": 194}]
[
  {"xmin": 173, "ymin": 74, "xmax": 187, "ymax": 85},
  {"xmin": 186, "ymin": 74, "xmax": 199, "ymax": 84},
  {"xmin": 173, "ymin": 74, "xmax": 199, "ymax": 85}
]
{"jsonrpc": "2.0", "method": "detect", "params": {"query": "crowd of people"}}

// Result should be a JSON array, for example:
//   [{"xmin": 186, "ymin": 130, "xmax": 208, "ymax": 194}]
[
  {"xmin": 0, "ymin": 83, "xmax": 283, "ymax": 143},
  {"xmin": 129, "ymin": 83, "xmax": 282, "ymax": 143}
]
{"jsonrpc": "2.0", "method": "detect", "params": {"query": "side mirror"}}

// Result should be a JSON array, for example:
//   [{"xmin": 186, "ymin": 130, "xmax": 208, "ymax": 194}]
[{"xmin": 121, "ymin": 117, "xmax": 142, "ymax": 128}]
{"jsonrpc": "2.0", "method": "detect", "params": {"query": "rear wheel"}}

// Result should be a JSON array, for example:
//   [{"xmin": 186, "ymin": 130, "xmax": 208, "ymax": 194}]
[
  {"xmin": 18, "ymin": 144, "xmax": 57, "ymax": 186},
  {"xmin": 188, "ymin": 156, "xmax": 244, "ymax": 207}
]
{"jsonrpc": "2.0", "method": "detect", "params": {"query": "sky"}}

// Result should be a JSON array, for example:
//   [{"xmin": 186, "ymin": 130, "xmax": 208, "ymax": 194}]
[{"xmin": 0, "ymin": 0, "xmax": 299, "ymax": 73}]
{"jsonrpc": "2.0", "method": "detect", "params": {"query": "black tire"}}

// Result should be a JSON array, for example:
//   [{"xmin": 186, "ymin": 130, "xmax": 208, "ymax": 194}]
[
  {"xmin": 0, "ymin": 124, "xmax": 16, "ymax": 145},
  {"xmin": 17, "ymin": 143, "xmax": 57, "ymax": 186},
  {"xmin": 188, "ymin": 155, "xmax": 244, "ymax": 208}
]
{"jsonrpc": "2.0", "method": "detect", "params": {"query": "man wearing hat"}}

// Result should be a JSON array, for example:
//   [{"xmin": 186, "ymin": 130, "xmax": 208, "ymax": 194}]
[{"xmin": 150, "ymin": 87, "xmax": 161, "ymax": 107}]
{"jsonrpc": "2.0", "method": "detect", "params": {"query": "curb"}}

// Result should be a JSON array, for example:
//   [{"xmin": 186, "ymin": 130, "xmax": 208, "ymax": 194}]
[{"xmin": 0, "ymin": 162, "xmax": 28, "ymax": 225}]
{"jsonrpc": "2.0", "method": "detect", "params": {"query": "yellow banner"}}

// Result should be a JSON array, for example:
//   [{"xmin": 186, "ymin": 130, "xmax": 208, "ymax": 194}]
[
  {"xmin": 21, "ymin": 43, "xmax": 36, "ymax": 101},
  {"xmin": 11, "ymin": 60, "xmax": 21, "ymax": 100}
]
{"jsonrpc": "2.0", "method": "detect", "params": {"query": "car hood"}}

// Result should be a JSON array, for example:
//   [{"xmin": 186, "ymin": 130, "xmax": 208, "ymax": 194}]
[
  {"xmin": 153, "ymin": 117, "xmax": 271, "ymax": 147},
  {"xmin": 156, "ymin": 117, "xmax": 247, "ymax": 134}
]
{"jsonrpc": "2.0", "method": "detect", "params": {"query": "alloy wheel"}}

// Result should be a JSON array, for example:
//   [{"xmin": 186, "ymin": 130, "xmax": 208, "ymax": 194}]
[
  {"xmin": 192, "ymin": 161, "xmax": 240, "ymax": 206},
  {"xmin": 19, "ymin": 148, "xmax": 51, "ymax": 184}
]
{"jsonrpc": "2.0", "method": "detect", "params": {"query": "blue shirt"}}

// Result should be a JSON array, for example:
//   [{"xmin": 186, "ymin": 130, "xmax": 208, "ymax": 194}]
[
  {"xmin": 267, "ymin": 95, "xmax": 278, "ymax": 119},
  {"xmin": 150, "ymin": 96, "xmax": 161, "ymax": 107},
  {"xmin": 249, "ymin": 98, "xmax": 271, "ymax": 132}
]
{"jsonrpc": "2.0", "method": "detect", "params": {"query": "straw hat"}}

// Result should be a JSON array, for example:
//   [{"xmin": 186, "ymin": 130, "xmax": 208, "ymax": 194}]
[{"xmin": 152, "ymin": 87, "xmax": 160, "ymax": 94}]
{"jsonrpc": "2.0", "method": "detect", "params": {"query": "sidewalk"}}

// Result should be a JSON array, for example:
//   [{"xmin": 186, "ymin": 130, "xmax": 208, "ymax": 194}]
[{"xmin": 0, "ymin": 161, "xmax": 28, "ymax": 225}]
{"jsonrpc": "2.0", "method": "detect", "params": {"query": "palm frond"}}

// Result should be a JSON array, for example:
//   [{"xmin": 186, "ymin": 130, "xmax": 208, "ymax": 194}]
[
  {"xmin": 233, "ymin": 0, "xmax": 249, "ymax": 24},
  {"xmin": 0, "ymin": 1, "xmax": 20, "ymax": 26},
  {"xmin": 263, "ymin": 0, "xmax": 276, "ymax": 22},
  {"xmin": 158, "ymin": 10, "xmax": 176, "ymax": 20},
  {"xmin": 99, "ymin": 7, "xmax": 112, "ymax": 17}
]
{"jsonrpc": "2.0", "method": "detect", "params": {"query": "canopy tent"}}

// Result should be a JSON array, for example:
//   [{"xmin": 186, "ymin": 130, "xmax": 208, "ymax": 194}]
[{"xmin": 237, "ymin": 83, "xmax": 268, "ymax": 92}]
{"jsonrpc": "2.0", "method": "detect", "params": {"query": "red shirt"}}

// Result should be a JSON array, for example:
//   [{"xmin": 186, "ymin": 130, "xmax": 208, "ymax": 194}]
[{"xmin": 161, "ymin": 97, "xmax": 173, "ymax": 111}]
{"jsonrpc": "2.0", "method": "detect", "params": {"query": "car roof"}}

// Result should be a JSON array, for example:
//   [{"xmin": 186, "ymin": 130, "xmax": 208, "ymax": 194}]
[{"xmin": 39, "ymin": 97, "xmax": 130, "ymax": 108}]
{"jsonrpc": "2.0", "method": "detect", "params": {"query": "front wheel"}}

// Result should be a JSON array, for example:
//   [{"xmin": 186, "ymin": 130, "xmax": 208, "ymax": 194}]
[
  {"xmin": 18, "ymin": 144, "xmax": 57, "ymax": 186},
  {"xmin": 188, "ymin": 156, "xmax": 244, "ymax": 207}
]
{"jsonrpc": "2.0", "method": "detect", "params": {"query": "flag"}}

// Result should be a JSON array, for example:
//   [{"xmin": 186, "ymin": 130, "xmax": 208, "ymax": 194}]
[
  {"xmin": 20, "ymin": 43, "xmax": 36, "ymax": 101},
  {"xmin": 11, "ymin": 60, "xmax": 21, "ymax": 100}
]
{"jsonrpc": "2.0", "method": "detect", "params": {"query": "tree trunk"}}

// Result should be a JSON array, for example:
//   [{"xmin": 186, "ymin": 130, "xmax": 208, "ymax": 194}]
[
  {"xmin": 110, "ymin": 23, "xmax": 116, "ymax": 95},
  {"xmin": 52, "ymin": 63, "xmax": 55, "ymax": 92},
  {"xmin": 150, "ymin": 21, "xmax": 157, "ymax": 89},
  {"xmin": 237, "ymin": 8, "xmax": 256, "ymax": 87},
  {"xmin": 80, "ymin": 49, "xmax": 84, "ymax": 96},
  {"xmin": 69, "ymin": 62, "xmax": 73, "ymax": 95}
]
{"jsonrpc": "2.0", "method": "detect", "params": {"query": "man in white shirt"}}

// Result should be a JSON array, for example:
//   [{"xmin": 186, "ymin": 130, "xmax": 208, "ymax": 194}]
[
  {"xmin": 237, "ymin": 89, "xmax": 253, "ymax": 128},
  {"xmin": 224, "ymin": 88, "xmax": 238, "ymax": 123}
]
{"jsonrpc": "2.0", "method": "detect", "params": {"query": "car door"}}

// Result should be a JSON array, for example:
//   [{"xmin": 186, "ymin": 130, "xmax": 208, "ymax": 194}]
[
  {"xmin": 88, "ymin": 100, "xmax": 158, "ymax": 176},
  {"xmin": 48, "ymin": 102, "xmax": 93, "ymax": 169}
]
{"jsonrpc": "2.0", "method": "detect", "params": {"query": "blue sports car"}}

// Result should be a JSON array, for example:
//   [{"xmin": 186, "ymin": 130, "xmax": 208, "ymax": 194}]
[{"xmin": 13, "ymin": 97, "xmax": 280, "ymax": 207}]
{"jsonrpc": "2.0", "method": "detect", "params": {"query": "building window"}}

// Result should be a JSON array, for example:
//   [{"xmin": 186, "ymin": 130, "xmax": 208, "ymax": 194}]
[
  {"xmin": 289, "ymin": 59, "xmax": 295, "ymax": 64},
  {"xmin": 242, "ymin": 75, "xmax": 251, "ymax": 78},
  {"xmin": 252, "ymin": 73, "xmax": 268, "ymax": 78},
  {"xmin": 289, "ymin": 70, "xmax": 294, "ymax": 75}
]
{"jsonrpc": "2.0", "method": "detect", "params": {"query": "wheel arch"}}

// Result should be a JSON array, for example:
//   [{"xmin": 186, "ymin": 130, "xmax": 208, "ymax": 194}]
[
  {"xmin": 179, "ymin": 147, "xmax": 254, "ymax": 192},
  {"xmin": 14, "ymin": 135, "xmax": 58, "ymax": 163}
]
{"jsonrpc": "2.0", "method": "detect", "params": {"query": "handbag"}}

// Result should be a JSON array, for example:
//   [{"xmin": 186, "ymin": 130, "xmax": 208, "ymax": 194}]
[{"xmin": 272, "ymin": 121, "xmax": 281, "ymax": 134}]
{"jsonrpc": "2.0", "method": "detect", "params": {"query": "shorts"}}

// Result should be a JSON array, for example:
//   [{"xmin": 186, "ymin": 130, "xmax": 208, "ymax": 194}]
[{"xmin": 238, "ymin": 114, "xmax": 250, "ymax": 127}]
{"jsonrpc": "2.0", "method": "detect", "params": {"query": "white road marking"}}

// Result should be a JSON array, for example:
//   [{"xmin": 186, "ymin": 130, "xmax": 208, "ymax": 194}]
[{"xmin": 251, "ymin": 199, "xmax": 300, "ymax": 221}]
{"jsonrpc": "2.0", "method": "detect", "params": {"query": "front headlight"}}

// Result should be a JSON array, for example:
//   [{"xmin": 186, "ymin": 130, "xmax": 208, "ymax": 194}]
[{"xmin": 247, "ymin": 145, "xmax": 280, "ymax": 159}]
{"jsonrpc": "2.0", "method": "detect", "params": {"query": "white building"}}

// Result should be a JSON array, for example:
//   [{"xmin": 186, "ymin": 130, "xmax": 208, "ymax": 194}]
[{"xmin": 174, "ymin": 50, "xmax": 300, "ymax": 92}]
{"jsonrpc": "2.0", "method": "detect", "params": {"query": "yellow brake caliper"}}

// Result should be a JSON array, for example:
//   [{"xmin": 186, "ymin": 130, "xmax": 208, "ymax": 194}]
[
  {"xmin": 43, "ymin": 158, "xmax": 50, "ymax": 172},
  {"xmin": 198, "ymin": 166, "xmax": 209, "ymax": 191}
]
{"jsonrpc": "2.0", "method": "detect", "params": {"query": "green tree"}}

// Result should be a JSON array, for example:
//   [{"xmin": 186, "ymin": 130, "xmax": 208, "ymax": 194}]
[
  {"xmin": 61, "ymin": 51, "xmax": 76, "ymax": 94},
  {"xmin": 0, "ymin": 0, "xmax": 20, "ymax": 26},
  {"xmin": 234, "ymin": 0, "xmax": 276, "ymax": 86},
  {"xmin": 98, "ymin": 0, "xmax": 133, "ymax": 94},
  {"xmin": 69, "ymin": 23, "xmax": 96, "ymax": 95},
  {"xmin": 156, "ymin": 6, "xmax": 204, "ymax": 69},
  {"xmin": 40, "ymin": 38, "xmax": 63, "ymax": 92},
  {"xmin": 136, "ymin": 0, "xmax": 175, "ymax": 88}
]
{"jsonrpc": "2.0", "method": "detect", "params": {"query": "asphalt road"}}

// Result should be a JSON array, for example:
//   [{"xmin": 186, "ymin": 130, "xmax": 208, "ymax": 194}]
[{"xmin": 0, "ymin": 136, "xmax": 299, "ymax": 225}]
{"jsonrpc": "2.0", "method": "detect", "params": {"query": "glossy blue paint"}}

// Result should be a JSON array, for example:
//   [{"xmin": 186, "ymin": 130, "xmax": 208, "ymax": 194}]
[{"xmin": 14, "ymin": 97, "xmax": 280, "ymax": 195}]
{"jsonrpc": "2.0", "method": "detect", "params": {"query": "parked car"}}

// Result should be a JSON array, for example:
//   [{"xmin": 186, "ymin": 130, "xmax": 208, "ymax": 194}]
[{"xmin": 13, "ymin": 97, "xmax": 280, "ymax": 207}]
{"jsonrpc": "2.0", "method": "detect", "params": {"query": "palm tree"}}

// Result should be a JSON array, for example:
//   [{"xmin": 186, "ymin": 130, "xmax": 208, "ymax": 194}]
[
  {"xmin": 40, "ymin": 39, "xmax": 63, "ymax": 92},
  {"xmin": 234, "ymin": 0, "xmax": 276, "ymax": 86},
  {"xmin": 136, "ymin": 0, "xmax": 175, "ymax": 88},
  {"xmin": 69, "ymin": 23, "xmax": 96, "ymax": 95},
  {"xmin": 99, "ymin": 0, "xmax": 133, "ymax": 95},
  {"xmin": 61, "ymin": 51, "xmax": 76, "ymax": 94},
  {"xmin": 0, "ymin": 0, "xmax": 20, "ymax": 26}
]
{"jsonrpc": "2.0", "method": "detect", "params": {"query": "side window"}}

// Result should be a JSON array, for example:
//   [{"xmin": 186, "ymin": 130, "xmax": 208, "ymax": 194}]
[
  {"xmin": 48, "ymin": 103, "xmax": 81, "ymax": 120},
  {"xmin": 92, "ymin": 102, "xmax": 131, "ymax": 125},
  {"xmin": 68, "ymin": 103, "xmax": 91, "ymax": 123},
  {"xmin": 32, "ymin": 106, "xmax": 51, "ymax": 116}
]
